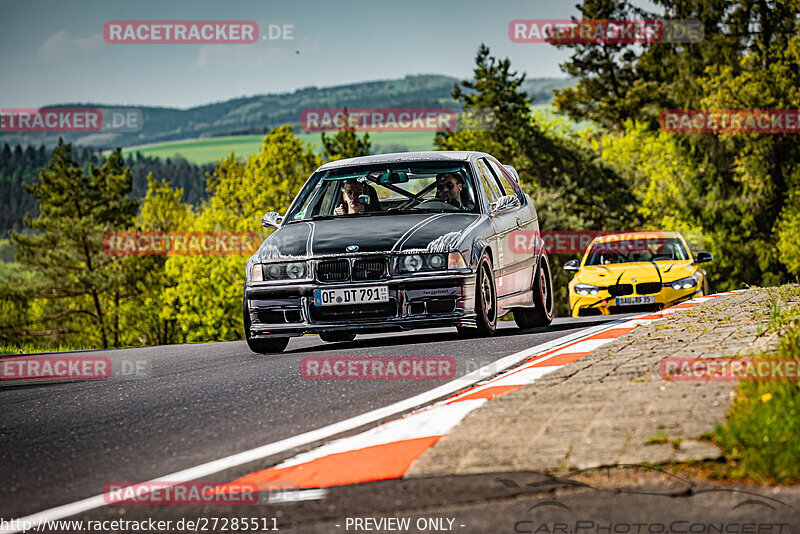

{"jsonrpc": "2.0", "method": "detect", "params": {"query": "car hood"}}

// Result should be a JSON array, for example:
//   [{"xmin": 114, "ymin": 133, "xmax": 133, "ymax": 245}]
[
  {"xmin": 256, "ymin": 212, "xmax": 481, "ymax": 260},
  {"xmin": 574, "ymin": 260, "xmax": 697, "ymax": 286}
]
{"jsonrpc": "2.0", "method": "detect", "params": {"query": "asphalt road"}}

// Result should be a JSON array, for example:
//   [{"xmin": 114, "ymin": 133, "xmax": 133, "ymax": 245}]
[{"xmin": 0, "ymin": 316, "xmax": 622, "ymax": 522}]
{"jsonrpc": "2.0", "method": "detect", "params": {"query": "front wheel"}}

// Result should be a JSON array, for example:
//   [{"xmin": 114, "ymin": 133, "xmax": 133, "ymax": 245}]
[
  {"xmin": 457, "ymin": 252, "xmax": 497, "ymax": 337},
  {"xmin": 514, "ymin": 254, "xmax": 554, "ymax": 328}
]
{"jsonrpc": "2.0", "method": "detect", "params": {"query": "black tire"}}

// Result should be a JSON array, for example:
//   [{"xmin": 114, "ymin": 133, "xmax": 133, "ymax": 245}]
[
  {"xmin": 319, "ymin": 332, "xmax": 357, "ymax": 343},
  {"xmin": 514, "ymin": 254, "xmax": 554, "ymax": 328},
  {"xmin": 458, "ymin": 252, "xmax": 497, "ymax": 337},
  {"xmin": 243, "ymin": 293, "xmax": 289, "ymax": 354}
]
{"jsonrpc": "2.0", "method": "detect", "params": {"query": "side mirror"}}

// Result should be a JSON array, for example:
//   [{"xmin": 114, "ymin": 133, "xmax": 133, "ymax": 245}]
[
  {"xmin": 695, "ymin": 251, "xmax": 713, "ymax": 263},
  {"xmin": 490, "ymin": 195, "xmax": 520, "ymax": 215},
  {"xmin": 563, "ymin": 259, "xmax": 580, "ymax": 271},
  {"xmin": 261, "ymin": 212, "xmax": 283, "ymax": 229}
]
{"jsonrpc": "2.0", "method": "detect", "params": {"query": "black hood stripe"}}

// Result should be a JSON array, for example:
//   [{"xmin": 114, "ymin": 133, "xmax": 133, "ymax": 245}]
[{"xmin": 391, "ymin": 213, "xmax": 448, "ymax": 252}]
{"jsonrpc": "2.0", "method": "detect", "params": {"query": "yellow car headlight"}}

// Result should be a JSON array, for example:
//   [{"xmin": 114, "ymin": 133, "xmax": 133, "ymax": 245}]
[{"xmin": 574, "ymin": 284, "xmax": 600, "ymax": 296}]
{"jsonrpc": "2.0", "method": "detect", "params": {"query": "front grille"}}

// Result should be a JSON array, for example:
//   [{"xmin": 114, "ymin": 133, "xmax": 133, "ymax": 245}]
[
  {"xmin": 310, "ymin": 300, "xmax": 398, "ymax": 321},
  {"xmin": 607, "ymin": 284, "xmax": 633, "ymax": 297},
  {"xmin": 317, "ymin": 259, "xmax": 350, "ymax": 282},
  {"xmin": 577, "ymin": 307, "xmax": 603, "ymax": 317},
  {"xmin": 353, "ymin": 257, "xmax": 388, "ymax": 281},
  {"xmin": 636, "ymin": 282, "xmax": 663, "ymax": 295}
]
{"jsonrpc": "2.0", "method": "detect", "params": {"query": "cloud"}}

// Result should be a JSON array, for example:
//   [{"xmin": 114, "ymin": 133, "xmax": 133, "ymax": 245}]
[
  {"xmin": 39, "ymin": 30, "xmax": 102, "ymax": 57},
  {"xmin": 193, "ymin": 44, "xmax": 290, "ymax": 70}
]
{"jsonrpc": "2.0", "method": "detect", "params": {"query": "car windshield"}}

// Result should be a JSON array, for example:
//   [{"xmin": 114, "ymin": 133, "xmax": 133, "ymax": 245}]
[
  {"xmin": 584, "ymin": 237, "xmax": 690, "ymax": 265},
  {"xmin": 284, "ymin": 161, "xmax": 479, "ymax": 222}
]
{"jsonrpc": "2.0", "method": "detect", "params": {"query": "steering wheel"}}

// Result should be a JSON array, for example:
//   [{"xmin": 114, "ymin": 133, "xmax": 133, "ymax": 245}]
[{"xmin": 414, "ymin": 198, "xmax": 462, "ymax": 210}]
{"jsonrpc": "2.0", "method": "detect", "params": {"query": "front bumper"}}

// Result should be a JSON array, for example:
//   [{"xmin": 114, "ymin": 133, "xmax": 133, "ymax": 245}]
[
  {"xmin": 570, "ymin": 286, "xmax": 702, "ymax": 317},
  {"xmin": 245, "ymin": 271, "xmax": 477, "ymax": 338}
]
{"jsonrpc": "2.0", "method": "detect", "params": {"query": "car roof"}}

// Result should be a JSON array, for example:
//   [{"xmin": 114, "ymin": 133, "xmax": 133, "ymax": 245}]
[
  {"xmin": 595, "ymin": 231, "xmax": 682, "ymax": 243},
  {"xmin": 316, "ymin": 151, "xmax": 487, "ymax": 171}
]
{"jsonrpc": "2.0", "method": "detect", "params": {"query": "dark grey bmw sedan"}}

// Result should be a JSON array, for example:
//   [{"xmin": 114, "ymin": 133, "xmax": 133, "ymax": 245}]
[{"xmin": 243, "ymin": 151, "xmax": 553, "ymax": 353}]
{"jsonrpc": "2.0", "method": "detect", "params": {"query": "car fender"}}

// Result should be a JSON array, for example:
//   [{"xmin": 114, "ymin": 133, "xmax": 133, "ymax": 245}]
[{"xmin": 470, "ymin": 237, "xmax": 491, "ymax": 268}]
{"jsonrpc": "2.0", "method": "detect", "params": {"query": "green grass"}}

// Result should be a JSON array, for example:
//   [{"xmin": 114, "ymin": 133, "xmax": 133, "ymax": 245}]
[
  {"xmin": 0, "ymin": 342, "xmax": 99, "ymax": 355},
  {"xmin": 712, "ymin": 284, "xmax": 800, "ymax": 483},
  {"xmin": 647, "ymin": 432, "xmax": 670, "ymax": 444},
  {"xmin": 121, "ymin": 132, "xmax": 438, "ymax": 165}
]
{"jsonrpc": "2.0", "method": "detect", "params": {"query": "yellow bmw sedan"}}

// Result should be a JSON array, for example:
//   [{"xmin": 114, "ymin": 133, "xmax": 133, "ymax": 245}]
[{"xmin": 564, "ymin": 231, "xmax": 713, "ymax": 317}]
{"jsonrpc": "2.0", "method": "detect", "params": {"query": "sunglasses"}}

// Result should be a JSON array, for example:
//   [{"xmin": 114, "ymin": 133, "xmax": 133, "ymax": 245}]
[{"xmin": 437, "ymin": 182, "xmax": 457, "ymax": 191}]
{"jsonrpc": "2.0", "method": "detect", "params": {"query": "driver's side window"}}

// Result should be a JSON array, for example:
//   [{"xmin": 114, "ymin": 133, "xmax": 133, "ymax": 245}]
[{"xmin": 476, "ymin": 159, "xmax": 502, "ymax": 204}]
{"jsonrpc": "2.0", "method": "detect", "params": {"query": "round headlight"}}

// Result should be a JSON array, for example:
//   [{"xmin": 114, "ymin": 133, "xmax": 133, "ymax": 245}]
[
  {"xmin": 266, "ymin": 264, "xmax": 284, "ymax": 279},
  {"xmin": 402, "ymin": 255, "xmax": 424, "ymax": 272},
  {"xmin": 286, "ymin": 262, "xmax": 305, "ymax": 279},
  {"xmin": 428, "ymin": 254, "xmax": 446, "ymax": 269}
]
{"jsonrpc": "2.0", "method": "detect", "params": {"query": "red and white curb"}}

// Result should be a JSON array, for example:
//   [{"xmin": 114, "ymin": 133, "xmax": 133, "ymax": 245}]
[{"xmin": 213, "ymin": 290, "xmax": 747, "ymax": 494}]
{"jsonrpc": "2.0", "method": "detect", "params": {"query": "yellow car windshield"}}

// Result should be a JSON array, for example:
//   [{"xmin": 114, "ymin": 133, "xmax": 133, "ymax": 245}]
[{"xmin": 585, "ymin": 237, "xmax": 689, "ymax": 265}]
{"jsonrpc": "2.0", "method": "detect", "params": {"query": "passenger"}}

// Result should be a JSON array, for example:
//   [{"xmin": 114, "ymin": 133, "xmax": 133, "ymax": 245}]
[{"xmin": 435, "ymin": 172, "xmax": 469, "ymax": 209}]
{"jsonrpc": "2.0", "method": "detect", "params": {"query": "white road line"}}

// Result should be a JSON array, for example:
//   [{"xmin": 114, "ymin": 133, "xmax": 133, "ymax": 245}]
[{"xmin": 0, "ymin": 318, "xmax": 629, "ymax": 534}]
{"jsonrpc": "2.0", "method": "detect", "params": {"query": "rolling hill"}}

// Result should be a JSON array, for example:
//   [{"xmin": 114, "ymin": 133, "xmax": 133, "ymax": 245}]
[{"xmin": 0, "ymin": 75, "xmax": 575, "ymax": 150}]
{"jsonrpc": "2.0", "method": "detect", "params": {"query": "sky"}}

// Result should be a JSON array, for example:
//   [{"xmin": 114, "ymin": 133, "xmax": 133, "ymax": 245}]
[{"xmin": 0, "ymin": 0, "xmax": 657, "ymax": 109}]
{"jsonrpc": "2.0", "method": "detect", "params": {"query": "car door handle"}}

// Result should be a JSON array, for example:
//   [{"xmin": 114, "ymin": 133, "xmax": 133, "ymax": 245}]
[{"xmin": 515, "ymin": 218, "xmax": 523, "ymax": 228}]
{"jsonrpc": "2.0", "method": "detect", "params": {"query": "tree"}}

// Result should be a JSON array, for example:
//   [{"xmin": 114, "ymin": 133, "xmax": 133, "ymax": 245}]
[
  {"xmin": 3, "ymin": 140, "xmax": 139, "ymax": 348},
  {"xmin": 321, "ymin": 107, "xmax": 372, "ymax": 160},
  {"xmin": 162, "ymin": 126, "xmax": 323, "ymax": 342},
  {"xmin": 118, "ymin": 174, "xmax": 194, "ymax": 346},
  {"xmin": 554, "ymin": 0, "xmax": 800, "ymax": 290}
]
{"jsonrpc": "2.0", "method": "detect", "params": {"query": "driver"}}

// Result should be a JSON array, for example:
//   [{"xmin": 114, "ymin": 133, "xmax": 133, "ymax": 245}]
[
  {"xmin": 435, "ymin": 172, "xmax": 465, "ymax": 208},
  {"xmin": 334, "ymin": 179, "xmax": 366, "ymax": 215},
  {"xmin": 334, "ymin": 179, "xmax": 381, "ymax": 215}
]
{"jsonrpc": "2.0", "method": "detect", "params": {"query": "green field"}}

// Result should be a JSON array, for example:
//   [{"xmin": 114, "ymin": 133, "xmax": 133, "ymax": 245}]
[
  {"xmin": 119, "ymin": 104, "xmax": 569, "ymax": 165},
  {"xmin": 122, "ymin": 132, "xmax": 439, "ymax": 165}
]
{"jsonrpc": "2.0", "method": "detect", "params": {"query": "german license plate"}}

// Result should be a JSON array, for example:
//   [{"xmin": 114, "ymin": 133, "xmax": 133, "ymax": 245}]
[
  {"xmin": 617, "ymin": 295, "xmax": 656, "ymax": 306},
  {"xmin": 314, "ymin": 286, "xmax": 389, "ymax": 306}
]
